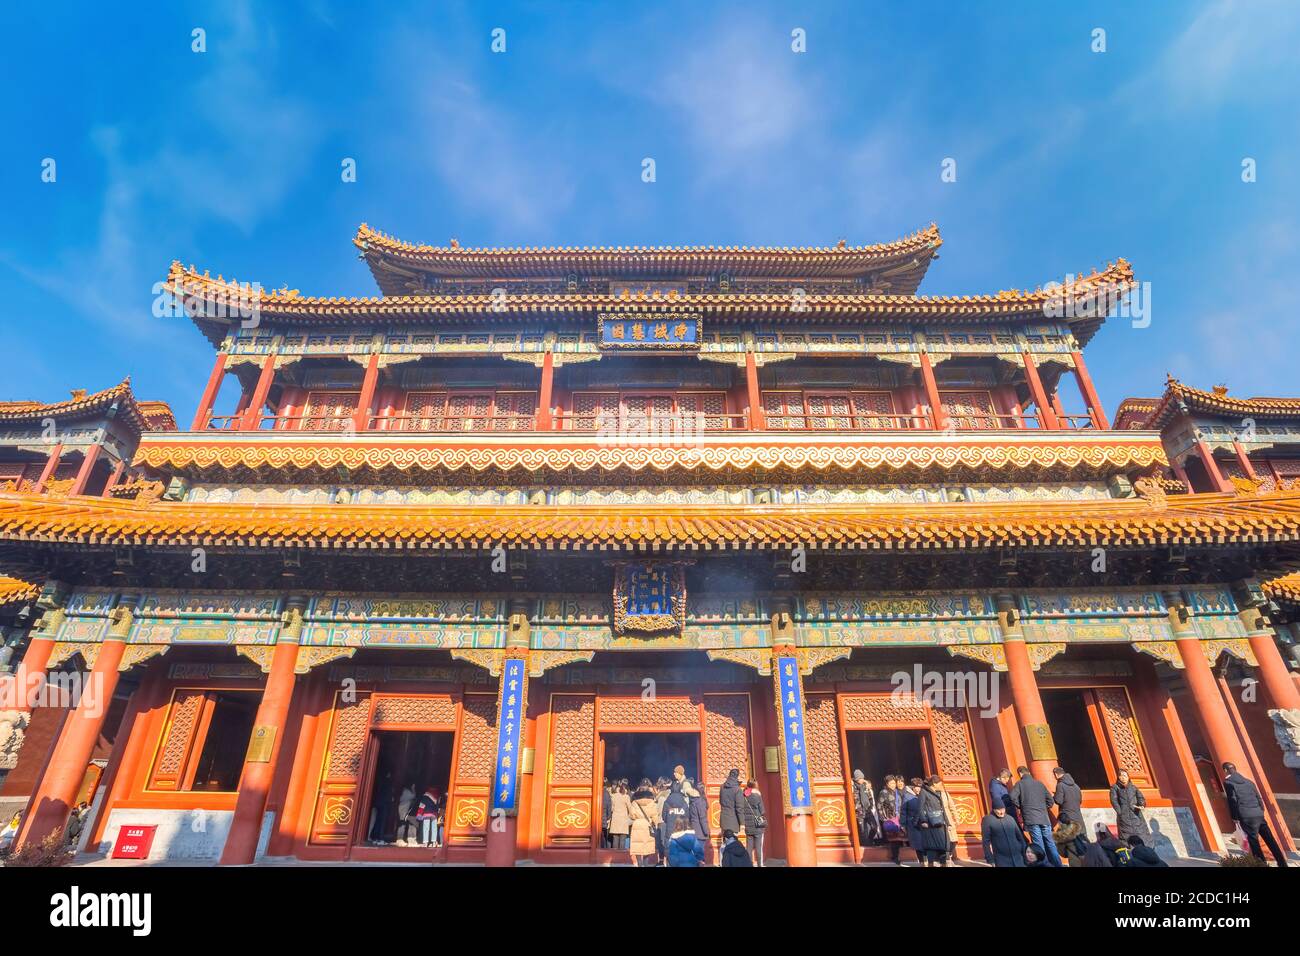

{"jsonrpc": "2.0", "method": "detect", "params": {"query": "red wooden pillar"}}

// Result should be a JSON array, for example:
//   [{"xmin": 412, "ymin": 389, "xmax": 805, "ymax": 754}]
[
  {"xmin": 1232, "ymin": 441, "xmax": 1259, "ymax": 481},
  {"xmin": 1001, "ymin": 634, "xmax": 1057, "ymax": 787},
  {"xmin": 918, "ymin": 353, "xmax": 947, "ymax": 430},
  {"xmin": 240, "ymin": 354, "xmax": 278, "ymax": 430},
  {"xmin": 770, "ymin": 646, "xmax": 817, "ymax": 866},
  {"xmin": 1172, "ymin": 459, "xmax": 1193, "ymax": 490},
  {"xmin": 1070, "ymin": 351, "xmax": 1109, "ymax": 429},
  {"xmin": 17, "ymin": 607, "xmax": 132, "ymax": 849},
  {"xmin": 220, "ymin": 632, "xmax": 301, "ymax": 865},
  {"xmin": 8, "ymin": 631, "xmax": 58, "ymax": 713},
  {"xmin": 68, "ymin": 443, "xmax": 102, "ymax": 496},
  {"xmin": 191, "ymin": 351, "xmax": 229, "ymax": 430},
  {"xmin": 353, "ymin": 353, "xmax": 381, "ymax": 432},
  {"xmin": 1195, "ymin": 439, "xmax": 1234, "ymax": 493},
  {"xmin": 485, "ymin": 645, "xmax": 529, "ymax": 867},
  {"xmin": 1241, "ymin": 617, "xmax": 1300, "ymax": 711},
  {"xmin": 101, "ymin": 459, "xmax": 127, "ymax": 497},
  {"xmin": 1021, "ymin": 352, "xmax": 1059, "ymax": 429},
  {"xmin": 745, "ymin": 351, "xmax": 765, "ymax": 430},
  {"xmin": 1166, "ymin": 597, "xmax": 1251, "ymax": 775},
  {"xmin": 536, "ymin": 351, "xmax": 555, "ymax": 430},
  {"xmin": 32, "ymin": 443, "xmax": 64, "ymax": 493},
  {"xmin": 1051, "ymin": 391, "xmax": 1070, "ymax": 428}
]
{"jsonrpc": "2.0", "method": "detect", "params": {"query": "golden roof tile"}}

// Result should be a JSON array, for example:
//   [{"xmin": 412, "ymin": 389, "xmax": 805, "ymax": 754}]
[{"xmin": 0, "ymin": 487, "xmax": 1297, "ymax": 552}]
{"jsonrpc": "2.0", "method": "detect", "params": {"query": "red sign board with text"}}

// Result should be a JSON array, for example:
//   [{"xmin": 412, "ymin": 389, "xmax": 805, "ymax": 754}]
[{"xmin": 111, "ymin": 825, "xmax": 157, "ymax": 860}]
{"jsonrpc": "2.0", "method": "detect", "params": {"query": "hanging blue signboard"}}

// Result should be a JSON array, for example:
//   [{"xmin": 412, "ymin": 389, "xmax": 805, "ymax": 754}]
[
  {"xmin": 491, "ymin": 657, "xmax": 527, "ymax": 814},
  {"xmin": 776, "ymin": 655, "xmax": 812, "ymax": 811},
  {"xmin": 598, "ymin": 313, "xmax": 700, "ymax": 350}
]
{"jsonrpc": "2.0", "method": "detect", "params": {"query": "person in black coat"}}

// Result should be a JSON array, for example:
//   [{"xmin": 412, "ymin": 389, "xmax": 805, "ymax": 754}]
[
  {"xmin": 1010, "ymin": 766, "xmax": 1063, "ymax": 867},
  {"xmin": 901, "ymin": 779, "xmax": 924, "ymax": 864},
  {"xmin": 1222, "ymin": 762, "xmax": 1288, "ymax": 866},
  {"xmin": 989, "ymin": 768, "xmax": 1019, "ymax": 823},
  {"xmin": 718, "ymin": 769, "xmax": 744, "ymax": 833},
  {"xmin": 980, "ymin": 804, "xmax": 1028, "ymax": 866},
  {"xmin": 742, "ymin": 779, "xmax": 768, "ymax": 867},
  {"xmin": 1109, "ymin": 769, "xmax": 1149, "ymax": 843},
  {"xmin": 660, "ymin": 780, "xmax": 690, "ymax": 855},
  {"xmin": 851, "ymin": 770, "xmax": 879, "ymax": 845},
  {"xmin": 684, "ymin": 778, "xmax": 711, "ymax": 850},
  {"xmin": 719, "ymin": 829, "xmax": 752, "ymax": 867},
  {"xmin": 1052, "ymin": 766, "xmax": 1088, "ymax": 856},
  {"xmin": 911, "ymin": 776, "xmax": 951, "ymax": 866},
  {"xmin": 1125, "ymin": 836, "xmax": 1168, "ymax": 867}
]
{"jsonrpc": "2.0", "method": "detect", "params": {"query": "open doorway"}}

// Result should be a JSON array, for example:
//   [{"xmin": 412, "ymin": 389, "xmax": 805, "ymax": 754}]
[
  {"xmin": 1040, "ymin": 690, "xmax": 1111, "ymax": 789},
  {"xmin": 360, "ymin": 730, "xmax": 454, "ymax": 847},
  {"xmin": 844, "ymin": 729, "xmax": 931, "ymax": 786},
  {"xmin": 601, "ymin": 732, "xmax": 701, "ymax": 786}
]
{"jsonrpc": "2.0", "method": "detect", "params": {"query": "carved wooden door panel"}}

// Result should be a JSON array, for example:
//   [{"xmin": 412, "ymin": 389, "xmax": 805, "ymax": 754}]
[
  {"xmin": 303, "ymin": 391, "xmax": 360, "ymax": 431},
  {"xmin": 761, "ymin": 390, "xmax": 804, "ymax": 430},
  {"xmin": 308, "ymin": 691, "xmax": 373, "ymax": 845},
  {"xmin": 702, "ymin": 693, "xmax": 753, "ymax": 846},
  {"xmin": 805, "ymin": 693, "xmax": 853, "ymax": 852},
  {"xmin": 446, "ymin": 693, "xmax": 497, "ymax": 847},
  {"xmin": 545, "ymin": 694, "xmax": 596, "ymax": 850},
  {"xmin": 404, "ymin": 391, "xmax": 448, "ymax": 431}
]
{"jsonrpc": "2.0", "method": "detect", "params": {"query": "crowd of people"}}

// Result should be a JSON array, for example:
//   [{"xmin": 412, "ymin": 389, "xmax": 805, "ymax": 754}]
[
  {"xmin": 601, "ymin": 765, "xmax": 766, "ymax": 866},
  {"xmin": 374, "ymin": 783, "xmax": 445, "ymax": 848},
  {"xmin": 851, "ymin": 760, "xmax": 1287, "ymax": 868}
]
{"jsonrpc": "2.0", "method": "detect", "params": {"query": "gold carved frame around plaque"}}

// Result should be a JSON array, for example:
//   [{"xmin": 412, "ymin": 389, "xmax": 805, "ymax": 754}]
[{"xmin": 611, "ymin": 561, "xmax": 689, "ymax": 636}]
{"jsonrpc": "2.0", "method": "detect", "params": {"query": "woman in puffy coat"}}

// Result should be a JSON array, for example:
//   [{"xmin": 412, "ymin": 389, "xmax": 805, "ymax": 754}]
[
  {"xmin": 628, "ymin": 781, "xmax": 661, "ymax": 867},
  {"xmin": 876, "ymin": 775, "xmax": 908, "ymax": 864},
  {"xmin": 1109, "ymin": 769, "xmax": 1150, "ymax": 842},
  {"xmin": 667, "ymin": 817, "xmax": 704, "ymax": 867},
  {"xmin": 911, "ymin": 776, "xmax": 951, "ymax": 867},
  {"xmin": 608, "ymin": 781, "xmax": 632, "ymax": 850}
]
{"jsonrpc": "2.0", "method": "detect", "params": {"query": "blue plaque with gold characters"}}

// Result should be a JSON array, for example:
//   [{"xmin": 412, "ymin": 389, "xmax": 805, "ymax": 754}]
[
  {"xmin": 776, "ymin": 655, "xmax": 813, "ymax": 811},
  {"xmin": 491, "ymin": 657, "xmax": 527, "ymax": 814},
  {"xmin": 598, "ymin": 312, "xmax": 700, "ymax": 350},
  {"xmin": 611, "ymin": 561, "xmax": 689, "ymax": 634}
]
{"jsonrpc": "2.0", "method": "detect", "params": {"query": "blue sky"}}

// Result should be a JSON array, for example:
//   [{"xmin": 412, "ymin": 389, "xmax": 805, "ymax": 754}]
[{"xmin": 2, "ymin": 1, "xmax": 1297, "ymax": 421}]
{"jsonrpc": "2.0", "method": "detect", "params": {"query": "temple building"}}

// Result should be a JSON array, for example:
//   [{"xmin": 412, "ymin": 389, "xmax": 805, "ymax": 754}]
[{"xmin": 1, "ymin": 224, "xmax": 1298, "ymax": 864}]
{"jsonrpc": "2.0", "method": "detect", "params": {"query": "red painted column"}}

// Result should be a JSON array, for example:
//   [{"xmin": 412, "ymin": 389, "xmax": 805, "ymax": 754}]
[
  {"xmin": 1232, "ymin": 441, "xmax": 1259, "ymax": 481},
  {"xmin": 7, "ymin": 623, "xmax": 58, "ymax": 713},
  {"xmin": 353, "ymin": 353, "xmax": 381, "ymax": 432},
  {"xmin": 17, "ymin": 607, "xmax": 132, "ymax": 849},
  {"xmin": 190, "ymin": 351, "xmax": 229, "ymax": 430},
  {"xmin": 68, "ymin": 443, "xmax": 102, "ymax": 496},
  {"xmin": 744, "ymin": 351, "xmax": 765, "ymax": 430},
  {"xmin": 240, "ymin": 354, "xmax": 278, "ymax": 431},
  {"xmin": 1167, "ymin": 597, "xmax": 1251, "ymax": 774},
  {"xmin": 918, "ymin": 352, "xmax": 947, "ymax": 430},
  {"xmin": 1172, "ymin": 459, "xmax": 1193, "ymax": 491},
  {"xmin": 1195, "ymin": 439, "xmax": 1234, "ymax": 493},
  {"xmin": 993, "ymin": 596, "xmax": 1056, "ymax": 786},
  {"xmin": 1001, "ymin": 632, "xmax": 1058, "ymax": 787},
  {"xmin": 536, "ymin": 351, "xmax": 555, "ymax": 430},
  {"xmin": 1240, "ymin": 613, "xmax": 1300, "ymax": 710},
  {"xmin": 1070, "ymin": 350, "xmax": 1109, "ymax": 429},
  {"xmin": 32, "ymin": 443, "xmax": 64, "ymax": 493},
  {"xmin": 1021, "ymin": 352, "xmax": 1059, "ymax": 429},
  {"xmin": 770, "ymin": 645, "xmax": 818, "ymax": 867},
  {"xmin": 101, "ymin": 459, "xmax": 127, "ymax": 497},
  {"xmin": 485, "ymin": 638, "xmax": 530, "ymax": 867},
  {"xmin": 220, "ymin": 629, "xmax": 301, "ymax": 865}
]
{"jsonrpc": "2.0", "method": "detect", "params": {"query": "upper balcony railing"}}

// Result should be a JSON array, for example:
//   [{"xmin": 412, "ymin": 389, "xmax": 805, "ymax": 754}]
[{"xmin": 205, "ymin": 409, "xmax": 1102, "ymax": 434}]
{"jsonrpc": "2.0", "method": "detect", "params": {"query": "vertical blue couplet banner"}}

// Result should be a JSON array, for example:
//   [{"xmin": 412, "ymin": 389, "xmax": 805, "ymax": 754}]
[
  {"xmin": 777, "ymin": 655, "xmax": 812, "ymax": 811},
  {"xmin": 491, "ymin": 657, "xmax": 527, "ymax": 813}
]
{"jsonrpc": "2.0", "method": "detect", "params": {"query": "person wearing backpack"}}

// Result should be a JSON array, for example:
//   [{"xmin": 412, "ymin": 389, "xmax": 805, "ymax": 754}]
[
  {"xmin": 741, "ymin": 778, "xmax": 768, "ymax": 867},
  {"xmin": 667, "ymin": 816, "xmax": 704, "ymax": 866}
]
